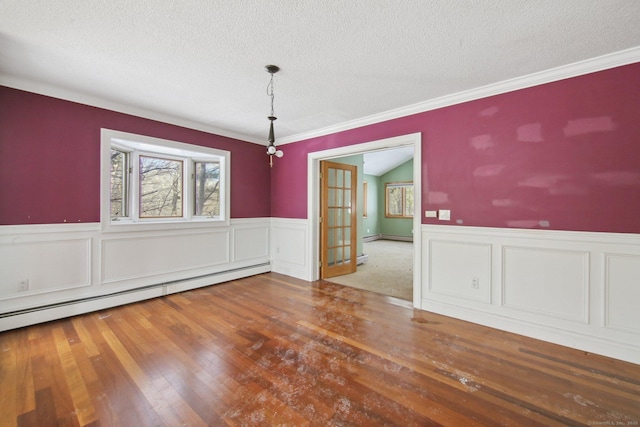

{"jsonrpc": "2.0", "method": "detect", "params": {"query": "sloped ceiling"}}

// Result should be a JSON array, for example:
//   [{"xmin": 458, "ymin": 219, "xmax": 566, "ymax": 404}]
[
  {"xmin": 364, "ymin": 147, "xmax": 414, "ymax": 176},
  {"xmin": 1, "ymin": 1, "xmax": 640, "ymax": 144}
]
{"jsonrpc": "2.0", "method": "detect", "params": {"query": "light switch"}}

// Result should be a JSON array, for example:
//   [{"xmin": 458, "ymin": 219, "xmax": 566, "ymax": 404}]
[
  {"xmin": 425, "ymin": 210, "xmax": 437, "ymax": 218},
  {"xmin": 438, "ymin": 209, "xmax": 451, "ymax": 220}
]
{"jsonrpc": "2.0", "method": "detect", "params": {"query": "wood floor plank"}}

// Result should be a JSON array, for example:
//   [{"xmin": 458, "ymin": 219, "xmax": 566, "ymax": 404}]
[
  {"xmin": 0, "ymin": 330, "xmax": 19, "ymax": 427},
  {"xmin": 51, "ymin": 327, "xmax": 97, "ymax": 426},
  {"xmin": 2, "ymin": 272, "xmax": 640, "ymax": 426}
]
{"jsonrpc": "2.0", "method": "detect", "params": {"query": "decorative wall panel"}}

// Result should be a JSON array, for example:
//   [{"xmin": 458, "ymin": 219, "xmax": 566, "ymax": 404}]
[
  {"xmin": 502, "ymin": 246, "xmax": 589, "ymax": 323},
  {"xmin": 233, "ymin": 224, "xmax": 269, "ymax": 262},
  {"xmin": 101, "ymin": 231, "xmax": 230, "ymax": 284},
  {"xmin": 0, "ymin": 237, "xmax": 91, "ymax": 299},
  {"xmin": 604, "ymin": 253, "xmax": 640, "ymax": 334},
  {"xmin": 420, "ymin": 225, "xmax": 640, "ymax": 365},
  {"xmin": 429, "ymin": 240, "xmax": 492, "ymax": 303},
  {"xmin": 270, "ymin": 218, "xmax": 309, "ymax": 280}
]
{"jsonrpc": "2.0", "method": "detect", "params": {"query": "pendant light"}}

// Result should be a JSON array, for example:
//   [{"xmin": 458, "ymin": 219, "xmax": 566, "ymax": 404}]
[{"xmin": 265, "ymin": 64, "xmax": 283, "ymax": 167}]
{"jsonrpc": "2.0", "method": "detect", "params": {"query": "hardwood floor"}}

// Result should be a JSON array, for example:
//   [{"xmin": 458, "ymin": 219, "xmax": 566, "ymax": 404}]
[{"xmin": 1, "ymin": 273, "xmax": 639, "ymax": 426}]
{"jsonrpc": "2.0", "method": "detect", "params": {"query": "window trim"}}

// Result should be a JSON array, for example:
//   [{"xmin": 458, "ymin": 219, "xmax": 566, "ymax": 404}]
[
  {"xmin": 385, "ymin": 181, "xmax": 414, "ymax": 219},
  {"xmin": 100, "ymin": 128, "xmax": 230, "ymax": 232},
  {"xmin": 362, "ymin": 181, "xmax": 368, "ymax": 218}
]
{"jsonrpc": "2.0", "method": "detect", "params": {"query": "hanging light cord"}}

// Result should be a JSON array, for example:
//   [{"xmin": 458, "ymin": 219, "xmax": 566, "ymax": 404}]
[
  {"xmin": 267, "ymin": 73, "xmax": 275, "ymax": 117},
  {"xmin": 264, "ymin": 64, "xmax": 282, "ymax": 167}
]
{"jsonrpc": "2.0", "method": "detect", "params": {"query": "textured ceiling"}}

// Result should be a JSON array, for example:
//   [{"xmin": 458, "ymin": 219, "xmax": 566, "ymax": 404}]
[{"xmin": 1, "ymin": 1, "xmax": 640, "ymax": 145}]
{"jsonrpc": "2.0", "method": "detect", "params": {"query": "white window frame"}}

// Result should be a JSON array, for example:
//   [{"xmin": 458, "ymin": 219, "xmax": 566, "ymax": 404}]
[
  {"xmin": 385, "ymin": 182, "xmax": 414, "ymax": 218},
  {"xmin": 100, "ymin": 129, "xmax": 230, "ymax": 232}
]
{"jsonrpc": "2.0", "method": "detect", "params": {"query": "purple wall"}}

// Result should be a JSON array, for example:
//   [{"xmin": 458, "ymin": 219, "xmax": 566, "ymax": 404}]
[
  {"xmin": 0, "ymin": 86, "xmax": 271, "ymax": 225},
  {"xmin": 271, "ymin": 63, "xmax": 640, "ymax": 233}
]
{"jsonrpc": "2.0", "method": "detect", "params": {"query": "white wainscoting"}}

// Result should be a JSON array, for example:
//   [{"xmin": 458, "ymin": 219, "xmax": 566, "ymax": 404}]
[
  {"xmin": 421, "ymin": 225, "xmax": 640, "ymax": 365},
  {"xmin": 0, "ymin": 218, "xmax": 271, "ymax": 331},
  {"xmin": 270, "ymin": 218, "xmax": 312, "ymax": 281}
]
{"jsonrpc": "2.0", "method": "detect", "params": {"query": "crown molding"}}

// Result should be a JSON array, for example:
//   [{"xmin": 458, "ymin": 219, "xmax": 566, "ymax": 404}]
[
  {"xmin": 0, "ymin": 74, "xmax": 263, "ymax": 145},
  {"xmin": 277, "ymin": 46, "xmax": 640, "ymax": 145},
  {"xmin": 3, "ymin": 46, "xmax": 639, "ymax": 148}
]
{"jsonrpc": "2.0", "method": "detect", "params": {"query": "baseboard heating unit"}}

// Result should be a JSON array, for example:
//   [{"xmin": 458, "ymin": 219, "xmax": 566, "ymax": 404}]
[{"xmin": 0, "ymin": 263, "xmax": 271, "ymax": 331}]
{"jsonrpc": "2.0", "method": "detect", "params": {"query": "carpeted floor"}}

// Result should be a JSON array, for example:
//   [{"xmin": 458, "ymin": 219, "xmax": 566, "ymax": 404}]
[{"xmin": 326, "ymin": 239, "xmax": 413, "ymax": 301}]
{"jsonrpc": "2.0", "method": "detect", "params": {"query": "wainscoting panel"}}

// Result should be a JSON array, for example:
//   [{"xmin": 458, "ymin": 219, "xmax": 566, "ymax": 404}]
[
  {"xmin": 270, "ymin": 218, "xmax": 310, "ymax": 281},
  {"xmin": 429, "ymin": 240, "xmax": 492, "ymax": 303},
  {"xmin": 0, "ymin": 219, "xmax": 271, "ymax": 330},
  {"xmin": 502, "ymin": 246, "xmax": 589, "ymax": 323},
  {"xmin": 232, "ymin": 220, "xmax": 270, "ymax": 263},
  {"xmin": 604, "ymin": 253, "xmax": 640, "ymax": 334},
  {"xmin": 420, "ymin": 225, "xmax": 640, "ymax": 365},
  {"xmin": 0, "ymin": 236, "xmax": 91, "ymax": 299},
  {"xmin": 101, "ymin": 230, "xmax": 230, "ymax": 284}
]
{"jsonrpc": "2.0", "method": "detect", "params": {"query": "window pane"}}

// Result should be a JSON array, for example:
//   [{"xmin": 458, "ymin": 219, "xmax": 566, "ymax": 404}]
[
  {"xmin": 328, "ymin": 189, "xmax": 336, "ymax": 207},
  {"xmin": 194, "ymin": 161, "xmax": 220, "ymax": 217},
  {"xmin": 110, "ymin": 149, "xmax": 127, "ymax": 218},
  {"xmin": 404, "ymin": 186, "xmax": 414, "ymax": 217},
  {"xmin": 387, "ymin": 187, "xmax": 403, "ymax": 216},
  {"xmin": 139, "ymin": 156, "xmax": 183, "ymax": 218},
  {"xmin": 328, "ymin": 168, "xmax": 336, "ymax": 187},
  {"xmin": 363, "ymin": 181, "xmax": 368, "ymax": 218},
  {"xmin": 336, "ymin": 169, "xmax": 344, "ymax": 187}
]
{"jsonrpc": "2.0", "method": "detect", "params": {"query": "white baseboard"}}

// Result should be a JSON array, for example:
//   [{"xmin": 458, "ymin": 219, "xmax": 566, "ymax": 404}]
[
  {"xmin": 0, "ymin": 263, "xmax": 270, "ymax": 332},
  {"xmin": 421, "ymin": 299, "xmax": 640, "ymax": 366},
  {"xmin": 380, "ymin": 234, "xmax": 413, "ymax": 242}
]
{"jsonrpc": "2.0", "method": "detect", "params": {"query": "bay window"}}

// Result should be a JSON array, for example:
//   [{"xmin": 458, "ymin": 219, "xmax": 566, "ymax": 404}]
[{"xmin": 101, "ymin": 129, "xmax": 229, "ymax": 230}]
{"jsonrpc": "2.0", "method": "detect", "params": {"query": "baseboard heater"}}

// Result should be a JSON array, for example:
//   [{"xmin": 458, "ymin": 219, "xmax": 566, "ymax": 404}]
[
  {"xmin": 380, "ymin": 234, "xmax": 413, "ymax": 242},
  {"xmin": 0, "ymin": 262, "xmax": 271, "ymax": 328}
]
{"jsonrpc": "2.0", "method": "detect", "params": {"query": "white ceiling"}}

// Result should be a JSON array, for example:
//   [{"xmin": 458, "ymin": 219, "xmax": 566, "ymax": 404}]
[{"xmin": 1, "ymin": 1, "xmax": 640, "ymax": 145}]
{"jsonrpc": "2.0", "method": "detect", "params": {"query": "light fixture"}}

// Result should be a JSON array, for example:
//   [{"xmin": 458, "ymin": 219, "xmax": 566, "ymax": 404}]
[{"xmin": 265, "ymin": 64, "xmax": 284, "ymax": 167}]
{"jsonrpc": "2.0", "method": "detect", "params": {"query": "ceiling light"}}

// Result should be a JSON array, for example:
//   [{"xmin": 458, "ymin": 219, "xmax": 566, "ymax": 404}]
[{"xmin": 265, "ymin": 64, "xmax": 283, "ymax": 167}]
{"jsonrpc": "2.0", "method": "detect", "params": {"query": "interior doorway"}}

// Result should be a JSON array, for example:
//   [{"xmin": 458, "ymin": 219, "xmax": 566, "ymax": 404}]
[{"xmin": 306, "ymin": 133, "xmax": 422, "ymax": 308}]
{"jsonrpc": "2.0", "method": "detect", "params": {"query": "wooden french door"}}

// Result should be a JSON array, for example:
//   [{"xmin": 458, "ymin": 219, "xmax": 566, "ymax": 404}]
[{"xmin": 320, "ymin": 160, "xmax": 357, "ymax": 279}]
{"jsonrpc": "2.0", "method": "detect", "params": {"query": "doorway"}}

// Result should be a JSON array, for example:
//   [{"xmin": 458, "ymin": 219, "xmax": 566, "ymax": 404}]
[{"xmin": 306, "ymin": 133, "xmax": 422, "ymax": 308}]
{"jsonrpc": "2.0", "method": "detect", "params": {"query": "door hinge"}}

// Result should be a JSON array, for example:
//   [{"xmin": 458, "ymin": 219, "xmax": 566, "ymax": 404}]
[
  {"xmin": 319, "ymin": 216, "xmax": 323, "ymax": 223},
  {"xmin": 319, "ymin": 172, "xmax": 323, "ymax": 179},
  {"xmin": 319, "ymin": 261, "xmax": 322, "ymax": 267}
]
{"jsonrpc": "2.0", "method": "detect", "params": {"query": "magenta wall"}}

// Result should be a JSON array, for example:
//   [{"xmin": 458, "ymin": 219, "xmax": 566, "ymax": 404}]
[
  {"xmin": 271, "ymin": 63, "xmax": 640, "ymax": 233},
  {"xmin": 0, "ymin": 87, "xmax": 270, "ymax": 225}
]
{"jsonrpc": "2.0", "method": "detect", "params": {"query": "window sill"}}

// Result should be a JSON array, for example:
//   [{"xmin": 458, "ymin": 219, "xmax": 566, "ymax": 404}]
[{"xmin": 101, "ymin": 218, "xmax": 230, "ymax": 233}]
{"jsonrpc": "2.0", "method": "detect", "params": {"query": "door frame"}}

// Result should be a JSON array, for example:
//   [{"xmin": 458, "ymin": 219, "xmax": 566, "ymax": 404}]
[{"xmin": 307, "ymin": 133, "xmax": 422, "ymax": 308}]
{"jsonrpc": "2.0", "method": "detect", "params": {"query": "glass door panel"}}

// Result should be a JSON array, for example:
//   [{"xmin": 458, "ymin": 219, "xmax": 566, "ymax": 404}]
[{"xmin": 321, "ymin": 161, "xmax": 357, "ymax": 278}]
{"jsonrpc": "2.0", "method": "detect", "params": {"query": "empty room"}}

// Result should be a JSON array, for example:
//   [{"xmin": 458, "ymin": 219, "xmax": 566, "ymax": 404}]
[{"xmin": 1, "ymin": 1, "xmax": 640, "ymax": 426}]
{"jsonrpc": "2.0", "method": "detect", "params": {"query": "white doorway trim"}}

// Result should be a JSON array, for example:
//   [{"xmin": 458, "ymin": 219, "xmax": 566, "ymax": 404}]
[{"xmin": 307, "ymin": 132, "xmax": 422, "ymax": 307}]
